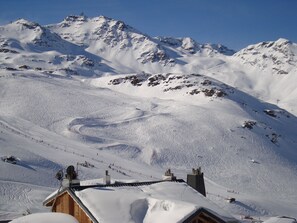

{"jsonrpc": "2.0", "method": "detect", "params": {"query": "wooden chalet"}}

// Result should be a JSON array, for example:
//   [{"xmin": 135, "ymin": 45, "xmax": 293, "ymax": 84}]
[{"xmin": 43, "ymin": 179, "xmax": 237, "ymax": 223}]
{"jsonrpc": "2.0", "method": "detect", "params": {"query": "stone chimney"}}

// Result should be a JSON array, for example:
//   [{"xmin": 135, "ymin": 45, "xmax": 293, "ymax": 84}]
[
  {"xmin": 162, "ymin": 168, "xmax": 176, "ymax": 181},
  {"xmin": 104, "ymin": 170, "xmax": 111, "ymax": 185},
  {"xmin": 187, "ymin": 167, "xmax": 206, "ymax": 196}
]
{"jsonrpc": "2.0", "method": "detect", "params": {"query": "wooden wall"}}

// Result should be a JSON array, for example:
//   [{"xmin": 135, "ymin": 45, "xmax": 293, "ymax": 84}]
[
  {"xmin": 53, "ymin": 192, "xmax": 92, "ymax": 223},
  {"xmin": 187, "ymin": 212, "xmax": 221, "ymax": 223}
]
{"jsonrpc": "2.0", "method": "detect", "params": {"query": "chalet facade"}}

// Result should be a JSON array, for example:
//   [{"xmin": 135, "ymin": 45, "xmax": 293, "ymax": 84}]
[{"xmin": 44, "ymin": 189, "xmax": 94, "ymax": 223}]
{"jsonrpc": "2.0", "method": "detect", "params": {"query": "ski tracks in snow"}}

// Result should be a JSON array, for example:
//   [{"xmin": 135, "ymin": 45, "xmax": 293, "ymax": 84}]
[
  {"xmin": 0, "ymin": 180, "xmax": 50, "ymax": 218},
  {"xmin": 0, "ymin": 116, "xmax": 160, "ymax": 181}
]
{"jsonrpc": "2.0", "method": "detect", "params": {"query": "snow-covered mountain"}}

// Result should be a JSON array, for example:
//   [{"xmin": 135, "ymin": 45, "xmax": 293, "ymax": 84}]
[
  {"xmin": 0, "ymin": 18, "xmax": 111, "ymax": 76},
  {"xmin": 234, "ymin": 38, "xmax": 297, "ymax": 75},
  {"xmin": 48, "ymin": 15, "xmax": 237, "ymax": 73},
  {"xmin": 48, "ymin": 15, "xmax": 175, "ymax": 69},
  {"xmin": 229, "ymin": 38, "xmax": 297, "ymax": 115},
  {"xmin": 1, "ymin": 15, "xmax": 297, "ymax": 221},
  {"xmin": 158, "ymin": 36, "xmax": 235, "ymax": 55},
  {"xmin": 2, "ymin": 15, "xmax": 297, "ymax": 115}
]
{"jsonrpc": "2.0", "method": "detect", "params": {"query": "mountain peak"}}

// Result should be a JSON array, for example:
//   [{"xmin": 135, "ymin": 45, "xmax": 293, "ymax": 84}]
[
  {"xmin": 206, "ymin": 43, "xmax": 236, "ymax": 55},
  {"xmin": 234, "ymin": 38, "xmax": 297, "ymax": 75},
  {"xmin": 275, "ymin": 38, "xmax": 291, "ymax": 44},
  {"xmin": 12, "ymin": 19, "xmax": 41, "ymax": 29},
  {"xmin": 94, "ymin": 15, "xmax": 129, "ymax": 31},
  {"xmin": 49, "ymin": 15, "xmax": 175, "ymax": 65},
  {"xmin": 95, "ymin": 15, "xmax": 113, "ymax": 22},
  {"xmin": 181, "ymin": 37, "xmax": 197, "ymax": 51},
  {"xmin": 60, "ymin": 15, "xmax": 129, "ymax": 32},
  {"xmin": 158, "ymin": 36, "xmax": 235, "ymax": 55},
  {"xmin": 0, "ymin": 18, "xmax": 47, "ymax": 44},
  {"xmin": 63, "ymin": 14, "xmax": 88, "ymax": 23},
  {"xmin": 245, "ymin": 38, "xmax": 293, "ymax": 51}
]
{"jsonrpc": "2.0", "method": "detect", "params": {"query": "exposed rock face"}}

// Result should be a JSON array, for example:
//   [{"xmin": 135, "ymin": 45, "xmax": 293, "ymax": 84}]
[{"xmin": 108, "ymin": 73, "xmax": 231, "ymax": 99}]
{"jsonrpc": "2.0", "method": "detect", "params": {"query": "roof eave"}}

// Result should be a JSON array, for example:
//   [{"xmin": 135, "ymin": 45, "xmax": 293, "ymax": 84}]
[
  {"xmin": 182, "ymin": 207, "xmax": 236, "ymax": 223},
  {"xmin": 42, "ymin": 188, "xmax": 68, "ymax": 207}
]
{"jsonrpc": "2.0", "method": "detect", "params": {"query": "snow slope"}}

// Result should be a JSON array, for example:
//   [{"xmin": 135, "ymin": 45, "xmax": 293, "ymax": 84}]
[
  {"xmin": 10, "ymin": 213, "xmax": 79, "ymax": 223},
  {"xmin": 1, "ymin": 71, "xmax": 297, "ymax": 221},
  {"xmin": 0, "ymin": 15, "xmax": 297, "ymax": 221}
]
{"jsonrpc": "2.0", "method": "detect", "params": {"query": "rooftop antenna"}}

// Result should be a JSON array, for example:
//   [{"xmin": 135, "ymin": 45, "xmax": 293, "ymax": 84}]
[
  {"xmin": 66, "ymin": 165, "xmax": 77, "ymax": 181},
  {"xmin": 55, "ymin": 169, "xmax": 64, "ymax": 186},
  {"xmin": 55, "ymin": 165, "xmax": 80, "ymax": 188}
]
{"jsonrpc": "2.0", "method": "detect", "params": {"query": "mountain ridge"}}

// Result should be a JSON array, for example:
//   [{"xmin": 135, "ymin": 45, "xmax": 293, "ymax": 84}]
[
  {"xmin": 2, "ymin": 15, "xmax": 296, "ymax": 110},
  {"xmin": 1, "ymin": 15, "xmax": 296, "ymax": 114}
]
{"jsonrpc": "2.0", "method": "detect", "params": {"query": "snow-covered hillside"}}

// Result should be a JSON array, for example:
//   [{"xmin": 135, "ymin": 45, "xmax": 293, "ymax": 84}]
[
  {"xmin": 0, "ymin": 18, "xmax": 111, "ymax": 77},
  {"xmin": 2, "ymin": 15, "xmax": 297, "ymax": 115},
  {"xmin": 231, "ymin": 39, "xmax": 297, "ymax": 115},
  {"xmin": 0, "ymin": 15, "xmax": 297, "ymax": 222},
  {"xmin": 48, "ymin": 15, "xmax": 176, "ymax": 72},
  {"xmin": 234, "ymin": 38, "xmax": 297, "ymax": 75}
]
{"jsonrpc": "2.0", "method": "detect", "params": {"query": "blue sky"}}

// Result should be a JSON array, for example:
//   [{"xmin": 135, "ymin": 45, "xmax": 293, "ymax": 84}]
[{"xmin": 0, "ymin": 0, "xmax": 296, "ymax": 50}]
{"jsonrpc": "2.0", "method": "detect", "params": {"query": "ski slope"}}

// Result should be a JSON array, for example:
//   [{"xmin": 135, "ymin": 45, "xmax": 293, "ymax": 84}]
[{"xmin": 1, "ymin": 72, "xmax": 297, "ymax": 221}]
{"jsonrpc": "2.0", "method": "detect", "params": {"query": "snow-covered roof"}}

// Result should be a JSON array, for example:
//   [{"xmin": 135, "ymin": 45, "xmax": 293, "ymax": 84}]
[
  {"xmin": 69, "ymin": 180, "xmax": 235, "ymax": 223},
  {"xmin": 263, "ymin": 217, "xmax": 297, "ymax": 223},
  {"xmin": 10, "ymin": 213, "xmax": 79, "ymax": 223}
]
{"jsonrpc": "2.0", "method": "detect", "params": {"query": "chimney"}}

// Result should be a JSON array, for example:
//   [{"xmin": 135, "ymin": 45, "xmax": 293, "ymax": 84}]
[
  {"xmin": 104, "ymin": 170, "xmax": 111, "ymax": 185},
  {"xmin": 162, "ymin": 168, "xmax": 176, "ymax": 181},
  {"xmin": 187, "ymin": 167, "xmax": 206, "ymax": 196}
]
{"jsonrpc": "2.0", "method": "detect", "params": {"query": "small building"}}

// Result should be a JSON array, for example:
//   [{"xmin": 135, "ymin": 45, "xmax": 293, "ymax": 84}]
[{"xmin": 44, "ymin": 179, "xmax": 237, "ymax": 223}]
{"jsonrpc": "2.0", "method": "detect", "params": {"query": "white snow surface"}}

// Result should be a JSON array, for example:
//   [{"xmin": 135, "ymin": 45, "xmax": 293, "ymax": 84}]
[
  {"xmin": 0, "ymin": 15, "xmax": 297, "ymax": 222},
  {"xmin": 10, "ymin": 212, "xmax": 78, "ymax": 223},
  {"xmin": 263, "ymin": 217, "xmax": 297, "ymax": 223}
]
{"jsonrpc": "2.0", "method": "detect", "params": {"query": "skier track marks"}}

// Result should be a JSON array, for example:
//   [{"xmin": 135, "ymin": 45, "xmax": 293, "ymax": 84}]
[{"xmin": 0, "ymin": 119, "xmax": 160, "ymax": 180}]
